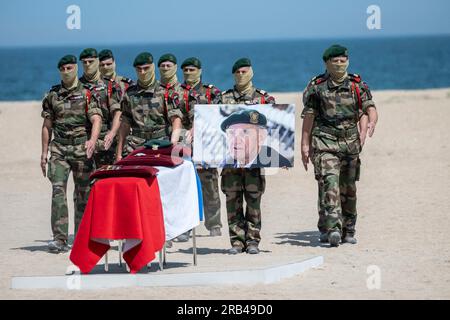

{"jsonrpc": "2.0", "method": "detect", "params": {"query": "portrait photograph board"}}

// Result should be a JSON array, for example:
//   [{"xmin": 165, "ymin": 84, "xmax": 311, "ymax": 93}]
[{"xmin": 193, "ymin": 104, "xmax": 295, "ymax": 168}]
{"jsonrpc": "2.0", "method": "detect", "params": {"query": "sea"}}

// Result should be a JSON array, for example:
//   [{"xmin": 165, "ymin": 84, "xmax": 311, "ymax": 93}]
[{"xmin": 0, "ymin": 35, "xmax": 449, "ymax": 101}]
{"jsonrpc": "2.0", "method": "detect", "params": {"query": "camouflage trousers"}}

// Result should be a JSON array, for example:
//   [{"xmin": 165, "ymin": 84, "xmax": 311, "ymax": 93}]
[
  {"xmin": 47, "ymin": 140, "xmax": 94, "ymax": 242},
  {"xmin": 220, "ymin": 168, "xmax": 265, "ymax": 248},
  {"xmin": 312, "ymin": 151, "xmax": 361, "ymax": 237},
  {"xmin": 198, "ymin": 168, "xmax": 221, "ymax": 230}
]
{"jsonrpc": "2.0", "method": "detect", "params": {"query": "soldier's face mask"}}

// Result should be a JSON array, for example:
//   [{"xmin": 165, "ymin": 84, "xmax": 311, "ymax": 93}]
[
  {"xmin": 234, "ymin": 67, "xmax": 254, "ymax": 95},
  {"xmin": 135, "ymin": 63, "xmax": 155, "ymax": 88},
  {"xmin": 183, "ymin": 66, "xmax": 202, "ymax": 87},
  {"xmin": 82, "ymin": 58, "xmax": 100, "ymax": 77},
  {"xmin": 326, "ymin": 57, "xmax": 349, "ymax": 82},
  {"xmin": 59, "ymin": 64, "xmax": 78, "ymax": 87},
  {"xmin": 99, "ymin": 58, "xmax": 116, "ymax": 78},
  {"xmin": 159, "ymin": 62, "xmax": 178, "ymax": 85}
]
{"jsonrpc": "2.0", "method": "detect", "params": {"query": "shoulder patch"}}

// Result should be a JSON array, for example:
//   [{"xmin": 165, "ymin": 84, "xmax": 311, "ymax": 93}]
[
  {"xmin": 349, "ymin": 73, "xmax": 361, "ymax": 83},
  {"xmin": 255, "ymin": 88, "xmax": 267, "ymax": 96},
  {"xmin": 310, "ymin": 73, "xmax": 327, "ymax": 85},
  {"xmin": 121, "ymin": 77, "xmax": 133, "ymax": 84}
]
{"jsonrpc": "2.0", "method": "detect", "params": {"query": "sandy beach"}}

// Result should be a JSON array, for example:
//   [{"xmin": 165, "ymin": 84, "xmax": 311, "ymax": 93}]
[{"xmin": 0, "ymin": 88, "xmax": 449, "ymax": 299}]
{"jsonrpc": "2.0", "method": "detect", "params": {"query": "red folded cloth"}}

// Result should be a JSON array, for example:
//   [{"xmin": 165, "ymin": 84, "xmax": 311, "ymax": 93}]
[
  {"xmin": 116, "ymin": 154, "xmax": 184, "ymax": 167},
  {"xmin": 128, "ymin": 144, "xmax": 192, "ymax": 158},
  {"xmin": 89, "ymin": 165, "xmax": 159, "ymax": 181},
  {"xmin": 70, "ymin": 176, "xmax": 165, "ymax": 274}
]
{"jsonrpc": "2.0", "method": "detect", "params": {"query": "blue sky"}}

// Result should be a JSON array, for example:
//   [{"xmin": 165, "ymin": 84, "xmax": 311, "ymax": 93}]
[{"xmin": 1, "ymin": 0, "xmax": 449, "ymax": 47}]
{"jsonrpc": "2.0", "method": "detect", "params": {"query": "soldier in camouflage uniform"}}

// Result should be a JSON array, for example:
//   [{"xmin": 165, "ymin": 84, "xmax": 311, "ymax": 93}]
[
  {"xmin": 157, "ymin": 53, "xmax": 185, "ymax": 132},
  {"xmin": 301, "ymin": 45, "xmax": 378, "ymax": 247},
  {"xmin": 117, "ymin": 52, "xmax": 183, "ymax": 159},
  {"xmin": 40, "ymin": 55, "xmax": 102, "ymax": 253},
  {"xmin": 221, "ymin": 58, "xmax": 276, "ymax": 254},
  {"xmin": 98, "ymin": 49, "xmax": 134, "ymax": 95},
  {"xmin": 179, "ymin": 57, "xmax": 223, "ymax": 237},
  {"xmin": 79, "ymin": 48, "xmax": 122, "ymax": 167}
]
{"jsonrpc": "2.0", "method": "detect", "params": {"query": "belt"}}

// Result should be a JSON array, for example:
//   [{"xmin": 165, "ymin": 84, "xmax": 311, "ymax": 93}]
[
  {"xmin": 316, "ymin": 126, "xmax": 359, "ymax": 138},
  {"xmin": 54, "ymin": 136, "xmax": 87, "ymax": 145},
  {"xmin": 132, "ymin": 127, "xmax": 168, "ymax": 140}
]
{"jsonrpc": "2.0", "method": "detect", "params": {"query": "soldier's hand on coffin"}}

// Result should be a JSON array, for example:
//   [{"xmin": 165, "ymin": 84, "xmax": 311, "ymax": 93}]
[
  {"xmin": 85, "ymin": 139, "xmax": 96, "ymax": 159},
  {"xmin": 104, "ymin": 131, "xmax": 115, "ymax": 150},
  {"xmin": 40, "ymin": 154, "xmax": 47, "ymax": 177}
]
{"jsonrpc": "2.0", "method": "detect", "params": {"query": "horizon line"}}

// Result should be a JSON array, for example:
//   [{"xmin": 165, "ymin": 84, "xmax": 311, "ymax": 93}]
[{"xmin": 1, "ymin": 33, "xmax": 449, "ymax": 49}]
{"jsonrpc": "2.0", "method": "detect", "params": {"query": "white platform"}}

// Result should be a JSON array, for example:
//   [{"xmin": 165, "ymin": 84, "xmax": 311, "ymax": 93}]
[{"xmin": 11, "ymin": 256, "xmax": 323, "ymax": 290}]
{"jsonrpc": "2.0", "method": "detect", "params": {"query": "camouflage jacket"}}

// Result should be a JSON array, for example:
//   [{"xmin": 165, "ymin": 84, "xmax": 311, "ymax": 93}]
[
  {"xmin": 79, "ymin": 75, "xmax": 122, "ymax": 134},
  {"xmin": 121, "ymin": 80, "xmax": 183, "ymax": 144},
  {"xmin": 221, "ymin": 86, "xmax": 276, "ymax": 105},
  {"xmin": 301, "ymin": 73, "xmax": 375, "ymax": 130},
  {"xmin": 179, "ymin": 82, "xmax": 222, "ymax": 129},
  {"xmin": 41, "ymin": 81, "xmax": 102, "ymax": 140}
]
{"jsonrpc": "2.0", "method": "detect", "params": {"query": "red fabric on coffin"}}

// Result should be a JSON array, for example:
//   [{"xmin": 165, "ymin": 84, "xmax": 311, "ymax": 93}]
[
  {"xmin": 70, "ymin": 176, "xmax": 165, "ymax": 274},
  {"xmin": 116, "ymin": 154, "xmax": 184, "ymax": 167},
  {"xmin": 127, "ymin": 144, "xmax": 192, "ymax": 158},
  {"xmin": 89, "ymin": 165, "xmax": 159, "ymax": 180}
]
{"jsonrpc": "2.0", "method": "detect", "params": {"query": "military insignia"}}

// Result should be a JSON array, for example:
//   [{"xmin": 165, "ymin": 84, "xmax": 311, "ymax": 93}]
[
  {"xmin": 121, "ymin": 77, "xmax": 133, "ymax": 84},
  {"xmin": 69, "ymin": 95, "xmax": 84, "ymax": 101},
  {"xmin": 256, "ymin": 89, "xmax": 267, "ymax": 95},
  {"xmin": 249, "ymin": 111, "xmax": 259, "ymax": 124}
]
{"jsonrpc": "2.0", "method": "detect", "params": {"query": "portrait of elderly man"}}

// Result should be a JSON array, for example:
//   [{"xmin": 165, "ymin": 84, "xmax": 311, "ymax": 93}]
[{"xmin": 221, "ymin": 109, "xmax": 291, "ymax": 168}]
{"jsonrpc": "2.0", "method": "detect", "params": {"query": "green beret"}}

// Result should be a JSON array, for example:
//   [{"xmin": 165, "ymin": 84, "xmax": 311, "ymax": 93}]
[
  {"xmin": 99, "ymin": 49, "xmax": 114, "ymax": 61},
  {"xmin": 79, "ymin": 48, "xmax": 98, "ymax": 60},
  {"xmin": 144, "ymin": 139, "xmax": 173, "ymax": 150},
  {"xmin": 57, "ymin": 55, "xmax": 77, "ymax": 69},
  {"xmin": 232, "ymin": 57, "xmax": 251, "ymax": 74},
  {"xmin": 133, "ymin": 52, "xmax": 154, "ymax": 67},
  {"xmin": 221, "ymin": 109, "xmax": 267, "ymax": 132},
  {"xmin": 322, "ymin": 44, "xmax": 348, "ymax": 62},
  {"xmin": 158, "ymin": 53, "xmax": 177, "ymax": 67},
  {"xmin": 181, "ymin": 57, "xmax": 202, "ymax": 69}
]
